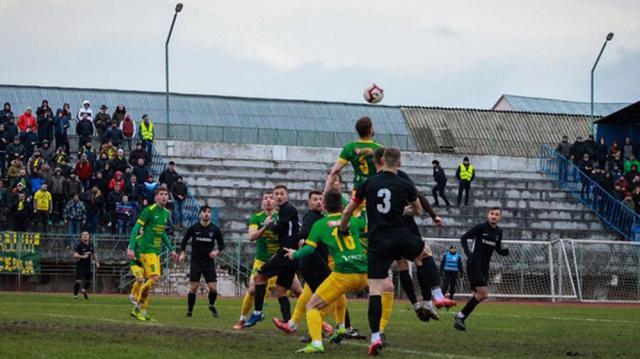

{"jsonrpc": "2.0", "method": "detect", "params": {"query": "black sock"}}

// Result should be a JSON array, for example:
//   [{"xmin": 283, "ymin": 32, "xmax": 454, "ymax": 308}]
[
  {"xmin": 368, "ymin": 295, "xmax": 382, "ymax": 333},
  {"xmin": 254, "ymin": 284, "xmax": 266, "ymax": 312},
  {"xmin": 423, "ymin": 256, "xmax": 441, "ymax": 288},
  {"xmin": 398, "ymin": 270, "xmax": 417, "ymax": 304},
  {"xmin": 461, "ymin": 297, "xmax": 480, "ymax": 318},
  {"xmin": 278, "ymin": 296, "xmax": 291, "ymax": 322},
  {"xmin": 188, "ymin": 292, "xmax": 196, "ymax": 313},
  {"xmin": 73, "ymin": 282, "xmax": 80, "ymax": 296},
  {"xmin": 83, "ymin": 281, "xmax": 91, "ymax": 291},
  {"xmin": 344, "ymin": 308, "xmax": 351, "ymax": 328},
  {"xmin": 208, "ymin": 290, "xmax": 218, "ymax": 307},
  {"xmin": 416, "ymin": 265, "xmax": 432, "ymax": 301}
]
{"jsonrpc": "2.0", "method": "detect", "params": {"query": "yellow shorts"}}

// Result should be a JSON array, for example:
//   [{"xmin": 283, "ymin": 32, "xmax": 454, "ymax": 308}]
[
  {"xmin": 139, "ymin": 253, "xmax": 161, "ymax": 277},
  {"xmin": 251, "ymin": 259, "xmax": 278, "ymax": 287},
  {"xmin": 130, "ymin": 264, "xmax": 145, "ymax": 280},
  {"xmin": 316, "ymin": 272, "xmax": 368, "ymax": 305}
]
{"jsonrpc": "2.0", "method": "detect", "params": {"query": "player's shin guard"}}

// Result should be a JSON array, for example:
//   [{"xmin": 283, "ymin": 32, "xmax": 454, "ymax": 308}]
[
  {"xmin": 368, "ymin": 295, "xmax": 382, "ymax": 334},
  {"xmin": 208, "ymin": 290, "xmax": 218, "ymax": 306},
  {"xmin": 292, "ymin": 284, "xmax": 312, "ymax": 324},
  {"xmin": 398, "ymin": 270, "xmax": 417, "ymax": 304},
  {"xmin": 73, "ymin": 281, "xmax": 81, "ymax": 296},
  {"xmin": 380, "ymin": 292, "xmax": 394, "ymax": 332},
  {"xmin": 278, "ymin": 296, "xmax": 291, "ymax": 322},
  {"xmin": 307, "ymin": 308, "xmax": 324, "ymax": 342},
  {"xmin": 416, "ymin": 265, "xmax": 432, "ymax": 301},
  {"xmin": 188, "ymin": 292, "xmax": 196, "ymax": 313},
  {"xmin": 460, "ymin": 297, "xmax": 479, "ymax": 318},
  {"xmin": 139, "ymin": 278, "xmax": 156, "ymax": 311},
  {"xmin": 253, "ymin": 284, "xmax": 266, "ymax": 312},
  {"xmin": 240, "ymin": 292, "xmax": 254, "ymax": 318}
]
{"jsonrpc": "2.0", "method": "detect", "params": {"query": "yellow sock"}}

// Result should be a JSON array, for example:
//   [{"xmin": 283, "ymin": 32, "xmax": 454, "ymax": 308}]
[
  {"xmin": 333, "ymin": 294, "xmax": 347, "ymax": 326},
  {"xmin": 380, "ymin": 292, "xmax": 394, "ymax": 332},
  {"xmin": 307, "ymin": 308, "xmax": 324, "ymax": 343},
  {"xmin": 241, "ymin": 292, "xmax": 254, "ymax": 318},
  {"xmin": 139, "ymin": 279, "xmax": 156, "ymax": 311},
  {"xmin": 292, "ymin": 284, "xmax": 313, "ymax": 324},
  {"xmin": 131, "ymin": 280, "xmax": 143, "ymax": 300}
]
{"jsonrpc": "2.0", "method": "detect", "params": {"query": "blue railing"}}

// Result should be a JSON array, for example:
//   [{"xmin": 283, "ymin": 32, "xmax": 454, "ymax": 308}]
[{"xmin": 539, "ymin": 144, "xmax": 640, "ymax": 241}]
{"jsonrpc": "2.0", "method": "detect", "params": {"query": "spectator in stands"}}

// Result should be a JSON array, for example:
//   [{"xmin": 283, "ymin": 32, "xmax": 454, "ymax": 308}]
[
  {"xmin": 455, "ymin": 156, "xmax": 474, "ymax": 206},
  {"xmin": 99, "ymin": 140, "xmax": 117, "ymax": 161},
  {"xmin": 39, "ymin": 140, "xmax": 54, "ymax": 164},
  {"xmin": 80, "ymin": 140, "xmax": 97, "ymax": 164},
  {"xmin": 555, "ymin": 135, "xmax": 571, "ymax": 181},
  {"xmin": 64, "ymin": 194, "xmax": 86, "ymax": 241},
  {"xmin": 17, "ymin": 107, "xmax": 37, "ymax": 133},
  {"xmin": 30, "ymin": 170, "xmax": 45, "ymax": 193},
  {"xmin": 139, "ymin": 114, "xmax": 154, "ymax": 158},
  {"xmin": 39, "ymin": 164, "xmax": 52, "ymax": 183},
  {"xmin": 54, "ymin": 104, "xmax": 71, "ymax": 155},
  {"xmin": 623, "ymin": 137, "xmax": 635, "ymax": 161},
  {"xmin": 570, "ymin": 136, "xmax": 586, "ymax": 165},
  {"xmin": 159, "ymin": 161, "xmax": 180, "ymax": 188},
  {"xmin": 609, "ymin": 141, "xmax": 623, "ymax": 170},
  {"xmin": 82, "ymin": 186, "xmax": 104, "ymax": 233},
  {"xmin": 623, "ymin": 194, "xmax": 635, "ymax": 211},
  {"xmin": 49, "ymin": 167, "xmax": 66, "ymax": 224},
  {"xmin": 120, "ymin": 112, "xmax": 136, "ymax": 153},
  {"xmin": 37, "ymin": 109, "xmax": 55, "ymax": 146},
  {"xmin": 111, "ymin": 149, "xmax": 129, "ymax": 173},
  {"xmin": 27, "ymin": 150, "xmax": 45, "ymax": 176},
  {"xmin": 115, "ymin": 194, "xmax": 134, "ymax": 235},
  {"xmin": 625, "ymin": 165, "xmax": 639, "ymax": 183},
  {"xmin": 614, "ymin": 176, "xmax": 629, "ymax": 195},
  {"xmin": 431, "ymin": 160, "xmax": 450, "ymax": 206},
  {"xmin": 53, "ymin": 147, "xmax": 68, "ymax": 167},
  {"xmin": 76, "ymin": 112, "xmax": 94, "ymax": 153},
  {"xmin": 36, "ymin": 100, "xmax": 54, "ymax": 119},
  {"xmin": 74, "ymin": 154, "xmax": 93, "ymax": 190},
  {"xmin": 106, "ymin": 183, "xmax": 124, "ymax": 232},
  {"xmin": 4, "ymin": 114, "xmax": 18, "ymax": 141},
  {"xmin": 94, "ymin": 105, "xmax": 111, "ymax": 141},
  {"xmin": 58, "ymin": 158, "xmax": 72, "ymax": 178},
  {"xmin": 596, "ymin": 137, "xmax": 608, "ymax": 170},
  {"xmin": 7, "ymin": 159, "xmax": 22, "ymax": 185},
  {"xmin": 0, "ymin": 102, "xmax": 14, "ymax": 124},
  {"xmin": 624, "ymin": 155, "xmax": 640, "ymax": 175},
  {"xmin": 33, "ymin": 183, "xmax": 52, "ymax": 232},
  {"xmin": 585, "ymin": 135, "xmax": 598, "ymax": 165},
  {"xmin": 90, "ymin": 171, "xmax": 108, "ymax": 196},
  {"xmin": 0, "ymin": 124, "xmax": 9, "ymax": 178},
  {"xmin": 602, "ymin": 171, "xmax": 614, "ymax": 194},
  {"xmin": 132, "ymin": 158, "xmax": 148, "ymax": 185},
  {"xmin": 112, "ymin": 104, "xmax": 126, "ymax": 127},
  {"xmin": 77, "ymin": 100, "xmax": 92, "ymax": 122},
  {"xmin": 129, "ymin": 142, "xmax": 150, "ymax": 167},
  {"xmin": 108, "ymin": 171, "xmax": 125, "ymax": 192},
  {"xmin": 125, "ymin": 174, "xmax": 141, "ymax": 204},
  {"xmin": 20, "ymin": 126, "xmax": 38, "ymax": 159},
  {"xmin": 64, "ymin": 173, "xmax": 82, "ymax": 199},
  {"xmin": 171, "ymin": 175, "xmax": 187, "ymax": 227},
  {"xmin": 578, "ymin": 154, "xmax": 594, "ymax": 199},
  {"xmin": 103, "ymin": 122, "xmax": 124, "ymax": 149},
  {"xmin": 94, "ymin": 152, "xmax": 109, "ymax": 174},
  {"xmin": 7, "ymin": 136, "xmax": 25, "ymax": 164},
  {"xmin": 142, "ymin": 174, "xmax": 158, "ymax": 203},
  {"xmin": 12, "ymin": 168, "xmax": 30, "ymax": 191},
  {"xmin": 10, "ymin": 192, "xmax": 31, "ymax": 232}
]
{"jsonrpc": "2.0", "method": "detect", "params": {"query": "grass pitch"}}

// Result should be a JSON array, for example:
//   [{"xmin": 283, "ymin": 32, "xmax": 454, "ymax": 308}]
[{"xmin": 0, "ymin": 292, "xmax": 638, "ymax": 358}]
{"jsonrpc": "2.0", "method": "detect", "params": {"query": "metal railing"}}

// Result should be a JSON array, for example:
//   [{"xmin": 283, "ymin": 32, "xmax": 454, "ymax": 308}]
[{"xmin": 539, "ymin": 144, "xmax": 640, "ymax": 241}]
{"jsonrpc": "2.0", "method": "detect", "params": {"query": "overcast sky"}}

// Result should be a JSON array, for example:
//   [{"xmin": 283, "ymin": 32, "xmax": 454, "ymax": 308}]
[{"xmin": 1, "ymin": 0, "xmax": 638, "ymax": 108}]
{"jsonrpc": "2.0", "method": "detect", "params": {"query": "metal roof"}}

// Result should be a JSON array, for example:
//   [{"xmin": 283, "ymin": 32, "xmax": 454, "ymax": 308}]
[
  {"xmin": 0, "ymin": 84, "xmax": 412, "ymax": 136},
  {"xmin": 493, "ymin": 94, "xmax": 630, "ymax": 117},
  {"xmin": 402, "ymin": 106, "xmax": 591, "ymax": 157},
  {"xmin": 595, "ymin": 101, "xmax": 640, "ymax": 125}
]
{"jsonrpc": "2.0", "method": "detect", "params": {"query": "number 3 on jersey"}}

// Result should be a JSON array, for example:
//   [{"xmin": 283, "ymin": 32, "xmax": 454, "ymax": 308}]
[{"xmin": 377, "ymin": 188, "xmax": 391, "ymax": 214}]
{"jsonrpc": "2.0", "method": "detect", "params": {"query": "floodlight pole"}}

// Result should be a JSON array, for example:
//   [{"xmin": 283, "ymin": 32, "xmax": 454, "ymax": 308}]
[
  {"xmin": 590, "ymin": 32, "xmax": 614, "ymax": 135},
  {"xmin": 166, "ymin": 3, "xmax": 183, "ymax": 141}
]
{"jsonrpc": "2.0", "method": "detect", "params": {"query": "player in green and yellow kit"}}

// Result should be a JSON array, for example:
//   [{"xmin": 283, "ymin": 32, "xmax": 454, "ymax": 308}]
[
  {"xmin": 128, "ymin": 234, "xmax": 145, "ymax": 306},
  {"xmin": 283, "ymin": 191, "xmax": 368, "ymax": 354},
  {"xmin": 233, "ymin": 192, "xmax": 280, "ymax": 330},
  {"xmin": 127, "ymin": 188, "xmax": 178, "ymax": 321}
]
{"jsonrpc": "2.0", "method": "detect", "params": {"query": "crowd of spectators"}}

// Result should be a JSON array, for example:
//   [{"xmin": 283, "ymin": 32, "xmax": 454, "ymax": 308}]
[
  {"xmin": 0, "ymin": 99, "xmax": 189, "ymax": 241},
  {"xmin": 556, "ymin": 134, "xmax": 640, "ymax": 213}
]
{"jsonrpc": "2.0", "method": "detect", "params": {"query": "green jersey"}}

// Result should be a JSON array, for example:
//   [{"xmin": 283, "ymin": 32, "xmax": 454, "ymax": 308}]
[
  {"xmin": 249, "ymin": 211, "xmax": 280, "ymax": 262},
  {"xmin": 338, "ymin": 139, "xmax": 384, "ymax": 189},
  {"xmin": 294, "ymin": 213, "xmax": 367, "ymax": 274},
  {"xmin": 129, "ymin": 235, "xmax": 142, "ymax": 267},
  {"xmin": 131, "ymin": 204, "xmax": 173, "ymax": 254}
]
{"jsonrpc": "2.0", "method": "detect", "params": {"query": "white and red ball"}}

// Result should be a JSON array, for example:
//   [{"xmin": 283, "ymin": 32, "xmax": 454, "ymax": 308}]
[{"xmin": 363, "ymin": 83, "xmax": 384, "ymax": 104}]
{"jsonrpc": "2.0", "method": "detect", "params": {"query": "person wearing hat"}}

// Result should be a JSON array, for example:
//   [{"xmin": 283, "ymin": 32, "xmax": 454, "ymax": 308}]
[
  {"xmin": 431, "ymin": 159, "xmax": 450, "ymax": 206},
  {"xmin": 36, "ymin": 102, "xmax": 55, "ymax": 146},
  {"xmin": 76, "ymin": 100, "xmax": 93, "ymax": 122},
  {"xmin": 139, "ymin": 114, "xmax": 154, "ymax": 159},
  {"xmin": 440, "ymin": 245, "xmax": 464, "ymax": 300},
  {"xmin": 119, "ymin": 111, "xmax": 136, "ymax": 153},
  {"xmin": 17, "ymin": 107, "xmax": 37, "ymax": 133},
  {"xmin": 455, "ymin": 157, "xmax": 475, "ymax": 206},
  {"xmin": 94, "ymin": 104, "xmax": 112, "ymax": 141},
  {"xmin": 40, "ymin": 139, "xmax": 55, "ymax": 163},
  {"xmin": 49, "ymin": 167, "xmax": 67, "ymax": 224}
]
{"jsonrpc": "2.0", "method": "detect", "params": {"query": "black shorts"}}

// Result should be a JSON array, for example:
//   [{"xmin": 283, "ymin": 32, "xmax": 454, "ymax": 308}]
[
  {"xmin": 367, "ymin": 228, "xmax": 425, "ymax": 279},
  {"xmin": 258, "ymin": 252, "xmax": 298, "ymax": 289},
  {"xmin": 190, "ymin": 261, "xmax": 217, "ymax": 283},
  {"xmin": 75, "ymin": 266, "xmax": 92, "ymax": 281},
  {"xmin": 300, "ymin": 264, "xmax": 331, "ymax": 292},
  {"xmin": 467, "ymin": 262, "xmax": 488, "ymax": 291}
]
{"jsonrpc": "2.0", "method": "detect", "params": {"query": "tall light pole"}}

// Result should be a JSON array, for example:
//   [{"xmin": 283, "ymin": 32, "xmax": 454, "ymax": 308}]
[
  {"xmin": 166, "ymin": 3, "xmax": 183, "ymax": 141},
  {"xmin": 590, "ymin": 32, "xmax": 614, "ymax": 135}
]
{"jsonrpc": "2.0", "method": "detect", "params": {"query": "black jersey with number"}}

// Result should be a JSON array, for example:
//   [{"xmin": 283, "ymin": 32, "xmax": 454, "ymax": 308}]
[
  {"xmin": 75, "ymin": 241, "xmax": 94, "ymax": 268},
  {"xmin": 180, "ymin": 222, "xmax": 224, "ymax": 264},
  {"xmin": 355, "ymin": 170, "xmax": 417, "ymax": 236},
  {"xmin": 460, "ymin": 221, "xmax": 508, "ymax": 270}
]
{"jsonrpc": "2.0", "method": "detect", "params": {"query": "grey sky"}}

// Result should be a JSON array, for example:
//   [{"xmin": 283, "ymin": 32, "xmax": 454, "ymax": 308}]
[{"xmin": 1, "ymin": 0, "xmax": 638, "ymax": 108}]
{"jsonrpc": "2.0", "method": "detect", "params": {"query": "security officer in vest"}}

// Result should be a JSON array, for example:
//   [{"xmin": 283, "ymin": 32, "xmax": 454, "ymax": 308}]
[
  {"xmin": 455, "ymin": 156, "xmax": 474, "ymax": 206},
  {"xmin": 440, "ymin": 245, "xmax": 463, "ymax": 300},
  {"xmin": 139, "ymin": 114, "xmax": 154, "ymax": 159}
]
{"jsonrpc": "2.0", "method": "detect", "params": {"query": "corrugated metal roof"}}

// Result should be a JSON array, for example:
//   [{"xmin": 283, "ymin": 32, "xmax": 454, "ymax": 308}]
[
  {"xmin": 402, "ymin": 107, "xmax": 590, "ymax": 157},
  {"xmin": 0, "ymin": 84, "xmax": 412, "ymax": 136},
  {"xmin": 494, "ymin": 94, "xmax": 630, "ymax": 117}
]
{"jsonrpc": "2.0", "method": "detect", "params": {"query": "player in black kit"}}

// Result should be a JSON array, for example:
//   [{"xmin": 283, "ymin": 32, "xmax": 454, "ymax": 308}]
[
  {"xmin": 179, "ymin": 205, "xmax": 225, "ymax": 318},
  {"xmin": 245, "ymin": 184, "xmax": 302, "ymax": 328},
  {"xmin": 454, "ymin": 207, "xmax": 509, "ymax": 331},
  {"xmin": 340, "ymin": 147, "xmax": 426, "ymax": 356},
  {"xmin": 73, "ymin": 231, "xmax": 100, "ymax": 300}
]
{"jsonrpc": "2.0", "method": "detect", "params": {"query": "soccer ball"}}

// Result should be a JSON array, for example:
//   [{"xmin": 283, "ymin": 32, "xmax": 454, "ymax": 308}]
[{"xmin": 363, "ymin": 83, "xmax": 384, "ymax": 104}]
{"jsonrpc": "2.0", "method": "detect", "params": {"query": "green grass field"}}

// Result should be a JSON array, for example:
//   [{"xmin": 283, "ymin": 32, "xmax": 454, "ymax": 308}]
[{"xmin": 0, "ymin": 292, "xmax": 638, "ymax": 358}]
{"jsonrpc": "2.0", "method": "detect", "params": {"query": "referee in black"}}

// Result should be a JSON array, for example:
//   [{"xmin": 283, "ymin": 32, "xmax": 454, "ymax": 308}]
[
  {"xmin": 179, "ymin": 205, "xmax": 224, "ymax": 318},
  {"xmin": 246, "ymin": 184, "xmax": 302, "ymax": 328},
  {"xmin": 341, "ymin": 147, "xmax": 426, "ymax": 356},
  {"xmin": 454, "ymin": 207, "xmax": 509, "ymax": 331},
  {"xmin": 73, "ymin": 231, "xmax": 100, "ymax": 300}
]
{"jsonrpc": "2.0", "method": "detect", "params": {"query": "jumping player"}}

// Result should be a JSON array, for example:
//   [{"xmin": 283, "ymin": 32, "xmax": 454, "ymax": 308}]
[
  {"xmin": 179, "ymin": 205, "xmax": 224, "ymax": 318},
  {"xmin": 454, "ymin": 207, "xmax": 509, "ymax": 331}
]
